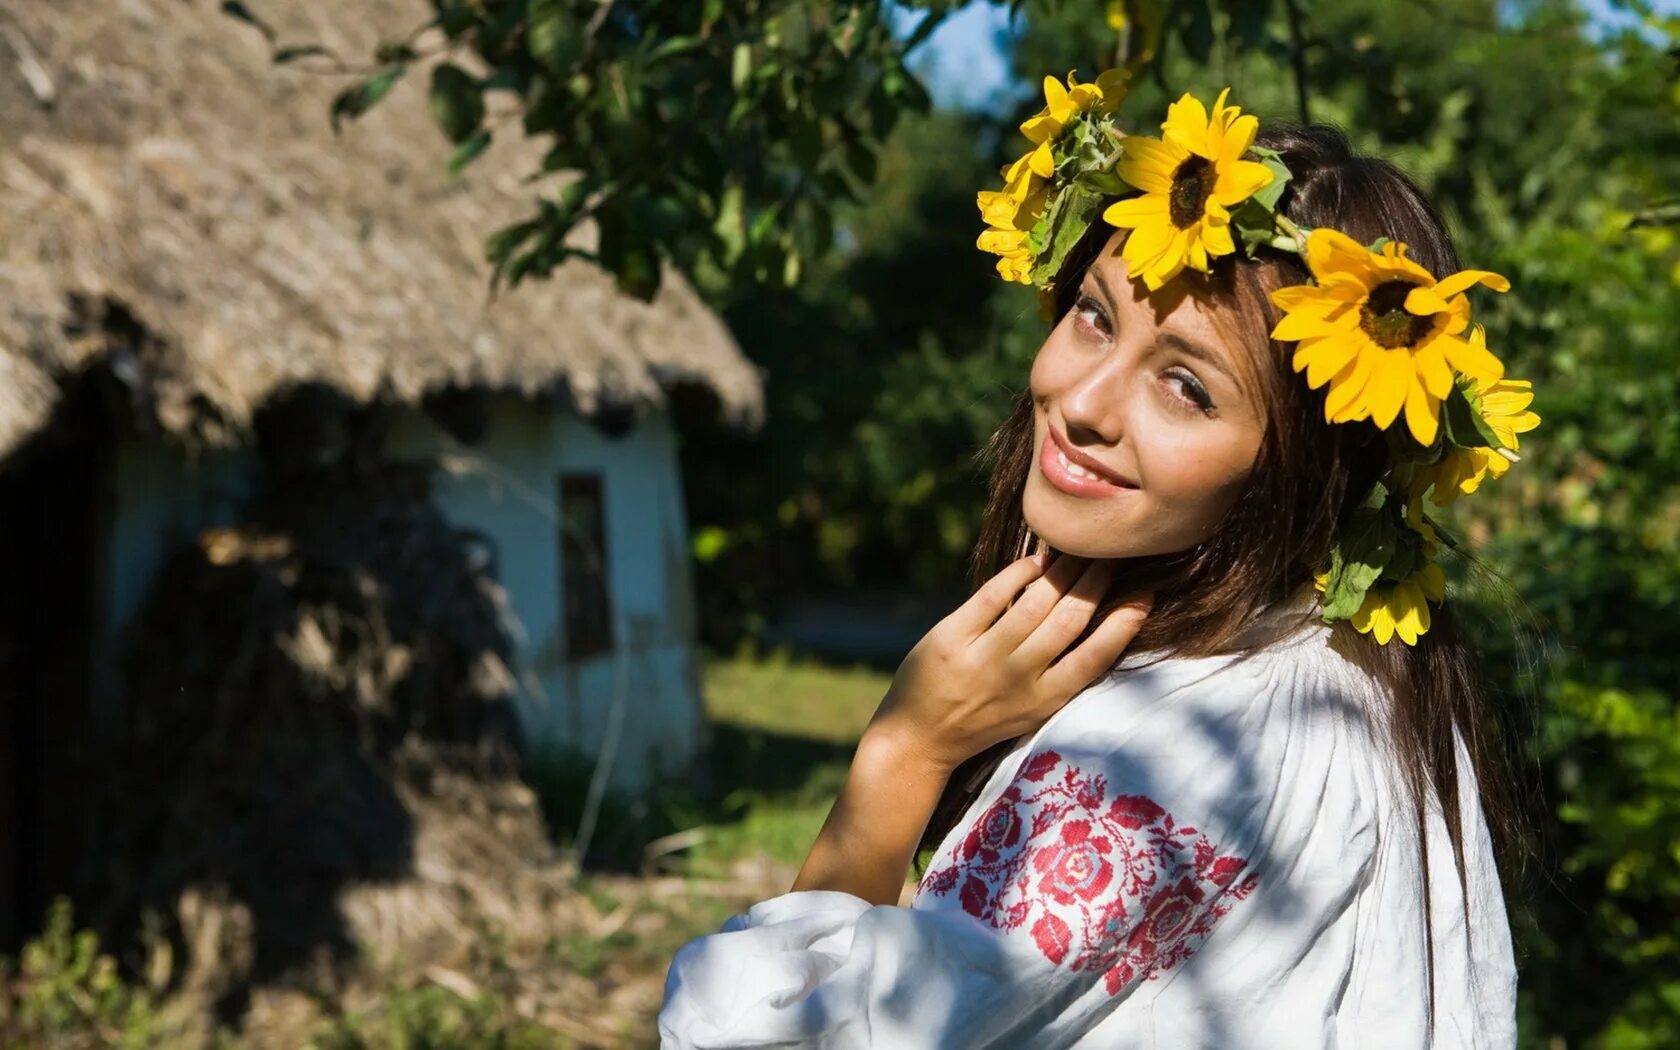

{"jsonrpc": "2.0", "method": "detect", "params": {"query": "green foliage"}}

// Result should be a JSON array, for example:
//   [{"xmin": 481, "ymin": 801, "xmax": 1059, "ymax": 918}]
[
  {"xmin": 0, "ymin": 898, "xmax": 176, "ymax": 1050},
  {"xmin": 294, "ymin": 1, "xmax": 942, "ymax": 299}
]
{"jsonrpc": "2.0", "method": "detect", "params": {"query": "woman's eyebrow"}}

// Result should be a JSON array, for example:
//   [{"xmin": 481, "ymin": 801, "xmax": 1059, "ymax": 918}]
[{"xmin": 1090, "ymin": 269, "xmax": 1119, "ymax": 316}]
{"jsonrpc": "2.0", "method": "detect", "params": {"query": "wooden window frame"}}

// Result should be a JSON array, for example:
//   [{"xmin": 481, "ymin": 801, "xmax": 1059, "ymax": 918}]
[{"xmin": 559, "ymin": 472, "xmax": 614, "ymax": 660}]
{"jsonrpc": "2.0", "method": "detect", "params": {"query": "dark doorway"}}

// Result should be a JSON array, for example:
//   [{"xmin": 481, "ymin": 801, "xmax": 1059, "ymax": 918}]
[{"xmin": 0, "ymin": 399, "xmax": 109, "ymax": 952}]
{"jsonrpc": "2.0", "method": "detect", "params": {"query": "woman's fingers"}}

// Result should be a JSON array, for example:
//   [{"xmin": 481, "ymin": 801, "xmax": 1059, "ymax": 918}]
[
  {"xmin": 1036, "ymin": 591, "xmax": 1154, "ymax": 698},
  {"xmin": 1014, "ymin": 558, "xmax": 1113, "ymax": 670},
  {"xmin": 940, "ymin": 552, "xmax": 1049, "ymax": 642},
  {"xmin": 982, "ymin": 553, "xmax": 1090, "ymax": 653}
]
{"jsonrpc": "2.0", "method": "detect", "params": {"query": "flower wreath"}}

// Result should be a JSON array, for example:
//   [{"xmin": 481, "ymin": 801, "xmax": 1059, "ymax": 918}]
[{"xmin": 979, "ymin": 71, "xmax": 1540, "ymax": 646}]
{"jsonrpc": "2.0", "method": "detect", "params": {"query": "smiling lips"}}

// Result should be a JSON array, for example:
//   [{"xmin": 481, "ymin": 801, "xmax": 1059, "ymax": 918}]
[{"xmin": 1039, "ymin": 425, "xmax": 1138, "ymax": 498}]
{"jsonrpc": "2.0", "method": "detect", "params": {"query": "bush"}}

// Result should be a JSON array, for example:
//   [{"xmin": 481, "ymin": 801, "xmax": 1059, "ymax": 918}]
[{"xmin": 0, "ymin": 898, "xmax": 178, "ymax": 1050}]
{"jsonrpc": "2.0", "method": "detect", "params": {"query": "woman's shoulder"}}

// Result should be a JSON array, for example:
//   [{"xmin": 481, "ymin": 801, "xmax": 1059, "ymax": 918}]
[
  {"xmin": 999, "ymin": 606, "xmax": 1388, "ymax": 852},
  {"xmin": 1054, "ymin": 609, "xmax": 1381, "ymax": 755}
]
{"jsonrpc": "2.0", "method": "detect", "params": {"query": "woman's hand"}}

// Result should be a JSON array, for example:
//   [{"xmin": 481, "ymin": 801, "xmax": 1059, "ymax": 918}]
[
  {"xmin": 790, "ymin": 552, "xmax": 1151, "ymax": 904},
  {"xmin": 864, "ymin": 552, "xmax": 1153, "ymax": 776}
]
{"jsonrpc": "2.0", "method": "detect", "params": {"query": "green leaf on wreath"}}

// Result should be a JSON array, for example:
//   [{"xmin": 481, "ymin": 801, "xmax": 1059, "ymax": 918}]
[
  {"xmin": 1230, "ymin": 197, "xmax": 1278, "ymax": 257},
  {"xmin": 1247, "ymin": 145, "xmax": 1292, "ymax": 212},
  {"xmin": 1030, "ymin": 184, "xmax": 1102, "ymax": 286},
  {"xmin": 1321, "ymin": 482, "xmax": 1398, "ymax": 620}
]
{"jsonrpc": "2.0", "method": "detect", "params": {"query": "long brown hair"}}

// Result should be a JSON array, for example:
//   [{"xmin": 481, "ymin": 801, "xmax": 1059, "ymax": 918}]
[{"xmin": 914, "ymin": 121, "xmax": 1536, "ymax": 1035}]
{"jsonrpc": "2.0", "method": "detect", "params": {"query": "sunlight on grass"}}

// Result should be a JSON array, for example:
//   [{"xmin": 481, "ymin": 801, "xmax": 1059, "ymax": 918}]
[{"xmin": 701, "ymin": 642, "xmax": 894, "ymax": 744}]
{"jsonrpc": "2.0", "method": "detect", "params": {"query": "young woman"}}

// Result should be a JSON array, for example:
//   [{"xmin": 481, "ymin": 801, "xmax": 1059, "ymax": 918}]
[{"xmin": 659, "ymin": 96, "xmax": 1533, "ymax": 1048}]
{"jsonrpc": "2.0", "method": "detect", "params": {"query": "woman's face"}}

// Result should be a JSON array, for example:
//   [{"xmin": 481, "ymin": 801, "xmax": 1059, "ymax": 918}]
[{"xmin": 1024, "ymin": 230, "xmax": 1269, "ymax": 560}]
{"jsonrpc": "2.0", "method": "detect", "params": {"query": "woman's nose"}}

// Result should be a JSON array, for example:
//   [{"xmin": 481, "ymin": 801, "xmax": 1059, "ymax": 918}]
[{"xmin": 1057, "ymin": 353, "xmax": 1130, "ymax": 445}]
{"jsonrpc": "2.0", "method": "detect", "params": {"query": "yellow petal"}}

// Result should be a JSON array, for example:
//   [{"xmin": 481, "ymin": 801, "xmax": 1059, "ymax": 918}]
[
  {"xmin": 1043, "ymin": 74, "xmax": 1075, "ymax": 123},
  {"xmin": 1403, "ymin": 378, "xmax": 1440, "ymax": 446},
  {"xmin": 1186, "ymin": 233, "xmax": 1210, "ymax": 272},
  {"xmin": 1325, "ymin": 347, "xmax": 1378, "ymax": 421},
  {"xmin": 1295, "ymin": 338, "xmax": 1359, "ymax": 388},
  {"xmin": 1211, "ymin": 159, "xmax": 1273, "ymax": 207},
  {"xmin": 1359, "ymin": 596, "xmax": 1396, "ymax": 645},
  {"xmin": 1413, "ymin": 340, "xmax": 1454, "ymax": 399},
  {"xmin": 1138, "ymin": 227, "xmax": 1190, "ymax": 289},
  {"xmin": 1375, "ymin": 247, "xmax": 1436, "ymax": 287},
  {"xmin": 1272, "ymin": 298, "xmax": 1360, "ymax": 342},
  {"xmin": 977, "ymin": 228, "xmax": 1027, "ymax": 253},
  {"xmin": 1210, "ymin": 96, "xmax": 1258, "ymax": 162},
  {"xmin": 977, "ymin": 191, "xmax": 1018, "ymax": 228},
  {"xmin": 1019, "ymin": 112, "xmax": 1061, "ymax": 144},
  {"xmin": 1436, "ymin": 332, "xmax": 1506, "ymax": 382},
  {"xmin": 1065, "ymin": 68, "xmax": 1105, "ymax": 111},
  {"xmin": 1163, "ymin": 92, "xmax": 1211, "ymax": 147},
  {"xmin": 1029, "ymin": 140, "xmax": 1055, "ymax": 178},
  {"xmin": 1403, "ymin": 285, "xmax": 1454, "ymax": 317},
  {"xmin": 1116, "ymin": 137, "xmax": 1182, "ymax": 191},
  {"xmin": 1271, "ymin": 284, "xmax": 1324, "ymax": 311},
  {"xmin": 1103, "ymin": 194, "xmax": 1168, "ymax": 228},
  {"xmin": 1440, "ymin": 294, "xmax": 1473, "ymax": 336},
  {"xmin": 998, "ymin": 253, "xmax": 1033, "ymax": 283},
  {"xmin": 1306, "ymin": 227, "xmax": 1380, "ymax": 284},
  {"xmin": 1122, "ymin": 217, "xmax": 1175, "ymax": 272},
  {"xmin": 1432, "ymin": 268, "xmax": 1511, "ymax": 299},
  {"xmin": 1201, "ymin": 218, "xmax": 1235, "ymax": 258},
  {"xmin": 1315, "ymin": 274, "xmax": 1374, "ymax": 302},
  {"xmin": 1365, "ymin": 348, "xmax": 1413, "ymax": 429},
  {"xmin": 1002, "ymin": 156, "xmax": 1040, "ymax": 201},
  {"xmin": 1480, "ymin": 379, "xmax": 1535, "ymax": 412},
  {"xmin": 1392, "ymin": 581, "xmax": 1427, "ymax": 645}
]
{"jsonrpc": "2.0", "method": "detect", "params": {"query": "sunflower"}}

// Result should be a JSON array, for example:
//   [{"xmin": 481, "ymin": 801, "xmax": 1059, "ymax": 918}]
[
  {"xmin": 1099, "ymin": 87, "xmax": 1274, "ymax": 291},
  {"xmin": 976, "ymin": 183, "xmax": 1050, "ymax": 284},
  {"xmin": 1313, "ymin": 557, "xmax": 1447, "ymax": 646},
  {"xmin": 1269, "ymin": 228, "xmax": 1512, "ymax": 446},
  {"xmin": 1013, "ymin": 68, "xmax": 1131, "ymax": 186},
  {"xmin": 977, "ymin": 69, "xmax": 1128, "ymax": 283},
  {"xmin": 1416, "ymin": 327, "xmax": 1541, "ymax": 504},
  {"xmin": 1352, "ymin": 560, "xmax": 1446, "ymax": 646}
]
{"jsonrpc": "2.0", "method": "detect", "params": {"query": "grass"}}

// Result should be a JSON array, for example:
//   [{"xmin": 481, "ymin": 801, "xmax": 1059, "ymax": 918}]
[
  {"xmin": 680, "ymin": 644, "xmax": 893, "ymax": 874},
  {"xmin": 525, "ymin": 644, "xmax": 892, "ymax": 874},
  {"xmin": 702, "ymin": 641, "xmax": 893, "ymax": 744}
]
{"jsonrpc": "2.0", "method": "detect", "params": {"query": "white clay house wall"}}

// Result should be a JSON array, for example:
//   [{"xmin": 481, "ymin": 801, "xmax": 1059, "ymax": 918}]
[{"xmin": 385, "ymin": 394, "xmax": 708, "ymax": 794}]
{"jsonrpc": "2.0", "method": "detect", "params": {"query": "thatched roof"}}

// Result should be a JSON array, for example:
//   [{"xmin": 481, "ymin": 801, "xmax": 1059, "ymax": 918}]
[{"xmin": 0, "ymin": 0, "xmax": 765, "ymax": 461}]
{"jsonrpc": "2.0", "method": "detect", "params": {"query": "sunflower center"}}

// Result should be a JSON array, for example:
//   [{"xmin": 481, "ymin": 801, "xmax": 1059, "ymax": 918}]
[
  {"xmin": 1169, "ymin": 156, "xmax": 1217, "ymax": 228},
  {"xmin": 1360, "ymin": 281, "xmax": 1434, "ymax": 349}
]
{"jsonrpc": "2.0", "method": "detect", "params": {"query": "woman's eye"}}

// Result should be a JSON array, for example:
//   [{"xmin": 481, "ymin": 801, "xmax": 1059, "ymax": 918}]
[
  {"xmin": 1164, "ymin": 369, "xmax": 1216, "ymax": 416},
  {"xmin": 1072, "ymin": 294, "xmax": 1109, "ymax": 336}
]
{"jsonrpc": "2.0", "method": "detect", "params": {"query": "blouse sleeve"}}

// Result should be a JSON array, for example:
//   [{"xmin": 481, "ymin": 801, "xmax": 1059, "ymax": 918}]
[{"xmin": 657, "ymin": 649, "xmax": 1377, "ymax": 1049}]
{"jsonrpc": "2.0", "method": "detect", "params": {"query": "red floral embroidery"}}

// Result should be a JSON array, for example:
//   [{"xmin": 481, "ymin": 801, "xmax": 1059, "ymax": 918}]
[{"xmin": 916, "ymin": 748, "xmax": 1260, "ymax": 996}]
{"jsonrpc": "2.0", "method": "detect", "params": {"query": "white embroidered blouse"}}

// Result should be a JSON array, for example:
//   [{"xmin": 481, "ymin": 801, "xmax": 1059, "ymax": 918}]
[{"xmin": 657, "ymin": 591, "xmax": 1518, "ymax": 1048}]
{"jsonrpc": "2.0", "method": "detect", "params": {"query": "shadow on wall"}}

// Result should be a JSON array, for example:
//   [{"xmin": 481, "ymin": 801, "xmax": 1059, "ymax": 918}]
[{"xmin": 77, "ymin": 385, "xmax": 531, "ymax": 1024}]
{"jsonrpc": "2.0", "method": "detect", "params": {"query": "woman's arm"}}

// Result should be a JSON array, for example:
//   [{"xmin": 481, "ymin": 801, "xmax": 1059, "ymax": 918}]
[{"xmin": 790, "ymin": 723, "xmax": 954, "ymax": 905}]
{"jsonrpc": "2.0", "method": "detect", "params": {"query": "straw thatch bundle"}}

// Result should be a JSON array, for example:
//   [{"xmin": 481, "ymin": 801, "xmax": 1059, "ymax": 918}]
[{"xmin": 0, "ymin": 0, "xmax": 765, "ymax": 462}]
